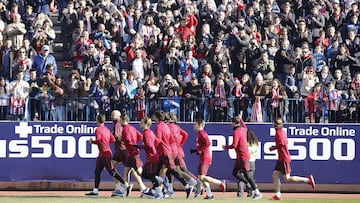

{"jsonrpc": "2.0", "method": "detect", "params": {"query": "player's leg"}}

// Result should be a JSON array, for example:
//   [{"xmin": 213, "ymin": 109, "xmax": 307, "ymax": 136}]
[
  {"xmin": 197, "ymin": 164, "xmax": 215, "ymax": 199},
  {"xmin": 131, "ymin": 166, "xmax": 147, "ymax": 193},
  {"xmin": 85, "ymin": 158, "xmax": 104, "ymax": 196},
  {"xmin": 272, "ymin": 170, "xmax": 282, "ymax": 200},
  {"xmin": 111, "ymin": 160, "xmax": 124, "ymax": 196}
]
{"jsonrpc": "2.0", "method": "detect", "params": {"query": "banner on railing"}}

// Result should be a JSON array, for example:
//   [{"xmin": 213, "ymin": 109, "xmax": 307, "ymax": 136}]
[{"xmin": 0, "ymin": 122, "xmax": 357, "ymax": 184}]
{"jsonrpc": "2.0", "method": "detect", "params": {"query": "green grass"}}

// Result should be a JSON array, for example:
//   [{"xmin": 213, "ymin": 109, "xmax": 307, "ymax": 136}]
[{"xmin": 0, "ymin": 196, "xmax": 360, "ymax": 203}]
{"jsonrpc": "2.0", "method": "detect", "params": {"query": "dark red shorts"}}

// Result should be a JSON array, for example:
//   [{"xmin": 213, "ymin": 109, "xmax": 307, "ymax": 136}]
[
  {"xmin": 160, "ymin": 155, "xmax": 176, "ymax": 170},
  {"xmin": 233, "ymin": 159, "xmax": 250, "ymax": 172},
  {"xmin": 125, "ymin": 154, "xmax": 143, "ymax": 169},
  {"xmin": 112, "ymin": 150, "xmax": 128, "ymax": 164},
  {"xmin": 96, "ymin": 155, "xmax": 114, "ymax": 171},
  {"xmin": 197, "ymin": 164, "xmax": 210, "ymax": 175},
  {"xmin": 144, "ymin": 161, "xmax": 160, "ymax": 175},
  {"xmin": 274, "ymin": 161, "xmax": 291, "ymax": 175},
  {"xmin": 174, "ymin": 157, "xmax": 187, "ymax": 169}
]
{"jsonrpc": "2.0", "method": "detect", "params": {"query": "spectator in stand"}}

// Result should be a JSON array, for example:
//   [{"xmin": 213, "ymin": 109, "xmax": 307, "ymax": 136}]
[
  {"xmin": 293, "ymin": 18, "xmax": 312, "ymax": 48},
  {"xmin": 12, "ymin": 47, "xmax": 32, "ymax": 81},
  {"xmin": 213, "ymin": 77, "xmax": 229, "ymax": 122},
  {"xmin": 288, "ymin": 91, "xmax": 304, "ymax": 123},
  {"xmin": 164, "ymin": 46, "xmax": 181, "ymax": 77},
  {"xmin": 274, "ymin": 39, "xmax": 297, "ymax": 84},
  {"xmin": 8, "ymin": 70, "xmax": 29, "ymax": 120},
  {"xmin": 32, "ymin": 45, "xmax": 57, "ymax": 78},
  {"xmin": 6, "ymin": 14, "xmax": 26, "ymax": 50},
  {"xmin": 201, "ymin": 77, "xmax": 213, "ymax": 122},
  {"xmin": 251, "ymin": 73, "xmax": 268, "ymax": 122},
  {"xmin": 256, "ymin": 51, "xmax": 275, "ymax": 86},
  {"xmin": 245, "ymin": 39, "xmax": 263, "ymax": 81},
  {"xmin": 306, "ymin": 6, "xmax": 325, "ymax": 41},
  {"xmin": 22, "ymin": 39, "xmax": 37, "ymax": 59},
  {"xmin": 74, "ymin": 31, "xmax": 92, "ymax": 73},
  {"xmin": 208, "ymin": 36, "xmax": 230, "ymax": 76},
  {"xmin": 128, "ymin": 48, "xmax": 152, "ymax": 83},
  {"xmin": 180, "ymin": 48, "xmax": 199, "ymax": 83},
  {"xmin": 332, "ymin": 43, "xmax": 357, "ymax": 83},
  {"xmin": 0, "ymin": 39, "xmax": 15, "ymax": 81},
  {"xmin": 54, "ymin": 75, "xmax": 67, "ymax": 121},
  {"xmin": 284, "ymin": 66, "xmax": 299, "ymax": 98},
  {"xmin": 0, "ymin": 77, "xmax": 8, "ymax": 120},
  {"xmin": 35, "ymin": 80, "xmax": 55, "ymax": 121},
  {"xmin": 318, "ymin": 65, "xmax": 335, "ymax": 90},
  {"xmin": 181, "ymin": 76, "xmax": 202, "ymax": 122},
  {"xmin": 313, "ymin": 45, "xmax": 327, "ymax": 73},
  {"xmin": 327, "ymin": 82, "xmax": 342, "ymax": 123},
  {"xmin": 304, "ymin": 82, "xmax": 327, "ymax": 123},
  {"xmin": 333, "ymin": 69, "xmax": 349, "ymax": 99},
  {"xmin": 28, "ymin": 69, "xmax": 40, "ymax": 121},
  {"xmin": 60, "ymin": 1, "xmax": 78, "ymax": 60},
  {"xmin": 163, "ymin": 87, "xmax": 180, "ymax": 117},
  {"xmin": 267, "ymin": 78, "xmax": 287, "ymax": 122},
  {"xmin": 300, "ymin": 66, "xmax": 319, "ymax": 98},
  {"xmin": 83, "ymin": 43, "xmax": 100, "ymax": 78}
]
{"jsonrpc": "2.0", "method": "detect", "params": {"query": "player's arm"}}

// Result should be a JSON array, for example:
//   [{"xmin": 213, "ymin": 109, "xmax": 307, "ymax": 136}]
[
  {"xmin": 223, "ymin": 133, "xmax": 237, "ymax": 149},
  {"xmin": 136, "ymin": 129, "xmax": 143, "ymax": 142},
  {"xmin": 109, "ymin": 131, "xmax": 116, "ymax": 143},
  {"xmin": 196, "ymin": 131, "xmax": 210, "ymax": 154},
  {"xmin": 90, "ymin": 129, "xmax": 101, "ymax": 144},
  {"xmin": 179, "ymin": 128, "xmax": 188, "ymax": 146}
]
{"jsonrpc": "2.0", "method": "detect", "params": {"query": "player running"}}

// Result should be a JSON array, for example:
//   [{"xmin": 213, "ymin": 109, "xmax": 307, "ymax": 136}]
[
  {"xmin": 190, "ymin": 119, "xmax": 226, "ymax": 200},
  {"xmin": 269, "ymin": 118, "xmax": 315, "ymax": 200},
  {"xmin": 85, "ymin": 113, "xmax": 130, "ymax": 197},
  {"xmin": 223, "ymin": 116, "xmax": 262, "ymax": 199}
]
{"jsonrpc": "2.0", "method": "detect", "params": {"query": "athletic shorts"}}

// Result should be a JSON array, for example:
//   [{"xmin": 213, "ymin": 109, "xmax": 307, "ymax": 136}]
[
  {"xmin": 144, "ymin": 161, "xmax": 160, "ymax": 175},
  {"xmin": 125, "ymin": 154, "xmax": 143, "ymax": 169},
  {"xmin": 112, "ymin": 150, "xmax": 128, "ymax": 164},
  {"xmin": 197, "ymin": 164, "xmax": 210, "ymax": 175},
  {"xmin": 274, "ymin": 161, "xmax": 291, "ymax": 175},
  {"xmin": 96, "ymin": 155, "xmax": 114, "ymax": 171},
  {"xmin": 160, "ymin": 155, "xmax": 176, "ymax": 170},
  {"xmin": 233, "ymin": 159, "xmax": 250, "ymax": 172}
]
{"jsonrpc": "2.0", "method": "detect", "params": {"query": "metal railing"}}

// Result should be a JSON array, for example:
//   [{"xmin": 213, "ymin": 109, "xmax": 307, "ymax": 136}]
[{"xmin": 0, "ymin": 96, "xmax": 358, "ymax": 123}]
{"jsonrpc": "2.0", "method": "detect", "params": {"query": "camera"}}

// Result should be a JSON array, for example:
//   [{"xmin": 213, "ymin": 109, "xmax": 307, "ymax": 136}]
[{"xmin": 165, "ymin": 82, "xmax": 173, "ymax": 88}]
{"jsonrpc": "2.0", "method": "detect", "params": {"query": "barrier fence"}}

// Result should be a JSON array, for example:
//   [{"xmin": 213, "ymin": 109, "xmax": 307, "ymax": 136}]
[
  {"xmin": 1, "ymin": 97, "xmax": 359, "ymax": 123},
  {"xmin": 0, "ymin": 121, "xmax": 358, "ymax": 184}
]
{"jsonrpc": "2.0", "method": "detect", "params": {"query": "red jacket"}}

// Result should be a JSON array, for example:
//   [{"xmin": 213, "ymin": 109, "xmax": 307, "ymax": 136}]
[
  {"xmin": 174, "ymin": 124, "xmax": 188, "ymax": 158},
  {"xmin": 139, "ymin": 128, "xmax": 159, "ymax": 163},
  {"xmin": 224, "ymin": 119, "xmax": 249, "ymax": 161},
  {"xmin": 113, "ymin": 120, "xmax": 126, "ymax": 154},
  {"xmin": 92, "ymin": 124, "xmax": 115, "ymax": 157},
  {"xmin": 121, "ymin": 124, "xmax": 143, "ymax": 156},
  {"xmin": 167, "ymin": 123, "xmax": 179, "ymax": 155},
  {"xmin": 196, "ymin": 129, "xmax": 212, "ymax": 165},
  {"xmin": 274, "ymin": 128, "xmax": 291, "ymax": 162},
  {"xmin": 154, "ymin": 121, "xmax": 172, "ymax": 156}
]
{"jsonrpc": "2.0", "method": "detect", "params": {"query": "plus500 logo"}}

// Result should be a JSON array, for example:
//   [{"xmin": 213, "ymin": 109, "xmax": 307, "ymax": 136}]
[
  {"xmin": 0, "ymin": 135, "xmax": 98, "ymax": 158},
  {"xmin": 209, "ymin": 136, "xmax": 355, "ymax": 161}
]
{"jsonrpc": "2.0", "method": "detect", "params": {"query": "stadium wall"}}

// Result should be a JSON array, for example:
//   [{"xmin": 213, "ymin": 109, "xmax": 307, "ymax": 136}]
[{"xmin": 0, "ymin": 121, "xmax": 359, "ymax": 192}]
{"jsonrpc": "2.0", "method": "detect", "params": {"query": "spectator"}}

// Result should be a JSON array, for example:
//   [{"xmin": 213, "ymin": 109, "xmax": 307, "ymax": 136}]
[
  {"xmin": 213, "ymin": 77, "xmax": 229, "ymax": 122},
  {"xmin": 6, "ymin": 13, "xmax": 26, "ymax": 50},
  {"xmin": 318, "ymin": 65, "xmax": 335, "ymax": 89},
  {"xmin": 251, "ymin": 73, "xmax": 268, "ymax": 122},
  {"xmin": 32, "ymin": 45, "xmax": 57, "ymax": 78},
  {"xmin": 134, "ymin": 86, "xmax": 146, "ymax": 121},
  {"xmin": 267, "ymin": 78, "xmax": 287, "ymax": 122},
  {"xmin": 182, "ymin": 76, "xmax": 202, "ymax": 122},
  {"xmin": 327, "ymin": 82, "xmax": 342, "ymax": 123},
  {"xmin": 0, "ymin": 39, "xmax": 15, "ymax": 81},
  {"xmin": 0, "ymin": 77, "xmax": 9, "ymax": 120},
  {"xmin": 332, "ymin": 43, "xmax": 357, "ymax": 83},
  {"xmin": 163, "ymin": 87, "xmax": 180, "ymax": 116},
  {"xmin": 334, "ymin": 69, "xmax": 349, "ymax": 99},
  {"xmin": 288, "ymin": 91, "xmax": 304, "ymax": 123},
  {"xmin": 54, "ymin": 75, "xmax": 67, "ymax": 121},
  {"xmin": 180, "ymin": 48, "xmax": 199, "ymax": 83},
  {"xmin": 12, "ymin": 48, "xmax": 32, "ymax": 81},
  {"xmin": 8, "ymin": 70, "xmax": 29, "ymax": 120},
  {"xmin": 304, "ymin": 82, "xmax": 327, "ymax": 123},
  {"xmin": 300, "ymin": 66, "xmax": 319, "ymax": 98},
  {"xmin": 35, "ymin": 80, "xmax": 55, "ymax": 121},
  {"xmin": 274, "ymin": 39, "xmax": 297, "ymax": 84},
  {"xmin": 256, "ymin": 51, "xmax": 275, "ymax": 85}
]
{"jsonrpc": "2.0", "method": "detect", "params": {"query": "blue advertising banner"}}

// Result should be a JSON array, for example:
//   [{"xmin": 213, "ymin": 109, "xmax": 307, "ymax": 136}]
[{"xmin": 0, "ymin": 122, "xmax": 357, "ymax": 184}]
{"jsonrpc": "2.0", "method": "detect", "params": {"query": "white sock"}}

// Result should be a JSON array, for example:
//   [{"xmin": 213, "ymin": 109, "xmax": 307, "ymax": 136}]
[
  {"xmin": 189, "ymin": 178, "xmax": 197, "ymax": 186},
  {"xmin": 139, "ymin": 183, "xmax": 147, "ymax": 192},
  {"xmin": 115, "ymin": 183, "xmax": 122, "ymax": 191},
  {"xmin": 93, "ymin": 188, "xmax": 98, "ymax": 193},
  {"xmin": 169, "ymin": 183, "xmax": 174, "ymax": 191},
  {"xmin": 276, "ymin": 192, "xmax": 281, "ymax": 197},
  {"xmin": 155, "ymin": 176, "xmax": 163, "ymax": 183},
  {"xmin": 124, "ymin": 182, "xmax": 129, "ymax": 188},
  {"xmin": 205, "ymin": 187, "xmax": 212, "ymax": 197},
  {"xmin": 255, "ymin": 188, "xmax": 260, "ymax": 195},
  {"xmin": 213, "ymin": 179, "xmax": 222, "ymax": 185},
  {"xmin": 305, "ymin": 178, "xmax": 310, "ymax": 183}
]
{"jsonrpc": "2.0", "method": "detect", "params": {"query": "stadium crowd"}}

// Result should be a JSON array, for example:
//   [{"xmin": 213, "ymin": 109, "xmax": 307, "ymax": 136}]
[{"xmin": 1, "ymin": 0, "xmax": 360, "ymax": 123}]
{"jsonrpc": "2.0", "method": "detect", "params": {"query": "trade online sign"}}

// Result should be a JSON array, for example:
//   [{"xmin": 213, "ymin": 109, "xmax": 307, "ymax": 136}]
[{"xmin": 0, "ymin": 122, "xmax": 357, "ymax": 184}]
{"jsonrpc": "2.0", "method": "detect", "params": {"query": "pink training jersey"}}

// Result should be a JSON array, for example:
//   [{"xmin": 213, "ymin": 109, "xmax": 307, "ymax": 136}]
[
  {"xmin": 174, "ymin": 124, "xmax": 188, "ymax": 159},
  {"xmin": 274, "ymin": 128, "xmax": 291, "ymax": 162},
  {"xmin": 121, "ymin": 124, "xmax": 143, "ymax": 156},
  {"xmin": 113, "ymin": 120, "xmax": 126, "ymax": 153},
  {"xmin": 92, "ymin": 124, "xmax": 115, "ymax": 157},
  {"xmin": 196, "ymin": 129, "xmax": 212, "ymax": 165},
  {"xmin": 139, "ymin": 128, "xmax": 159, "ymax": 163},
  {"xmin": 154, "ymin": 121, "xmax": 172, "ymax": 156},
  {"xmin": 224, "ymin": 119, "xmax": 250, "ymax": 161}
]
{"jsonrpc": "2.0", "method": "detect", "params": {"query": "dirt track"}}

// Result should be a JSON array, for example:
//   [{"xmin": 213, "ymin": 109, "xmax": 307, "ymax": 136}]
[{"xmin": 1, "ymin": 191, "xmax": 360, "ymax": 199}]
